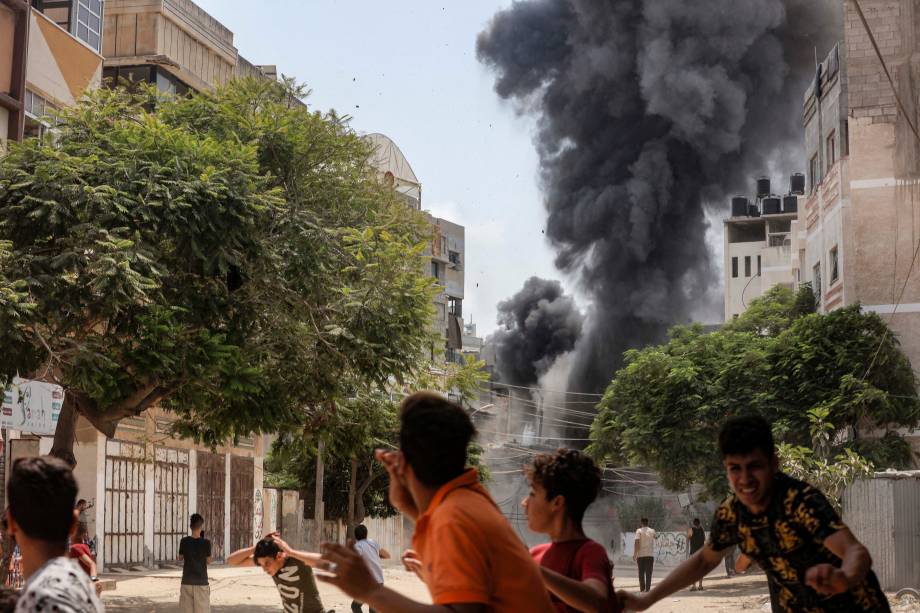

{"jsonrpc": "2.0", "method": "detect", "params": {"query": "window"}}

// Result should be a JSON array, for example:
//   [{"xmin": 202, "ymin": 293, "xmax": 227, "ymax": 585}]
[
  {"xmin": 813, "ymin": 263, "xmax": 822, "ymax": 299},
  {"xmin": 809, "ymin": 154, "xmax": 819, "ymax": 193},
  {"xmin": 431, "ymin": 261, "xmax": 441, "ymax": 280},
  {"xmin": 830, "ymin": 246, "xmax": 839, "ymax": 284},
  {"xmin": 74, "ymin": 0, "xmax": 103, "ymax": 52},
  {"xmin": 448, "ymin": 297, "xmax": 462, "ymax": 318},
  {"xmin": 826, "ymin": 130, "xmax": 836, "ymax": 169},
  {"xmin": 757, "ymin": 255, "xmax": 762, "ymax": 276},
  {"xmin": 731, "ymin": 257, "xmax": 738, "ymax": 279},
  {"xmin": 448, "ymin": 250, "xmax": 461, "ymax": 266},
  {"xmin": 744, "ymin": 256, "xmax": 751, "ymax": 277}
]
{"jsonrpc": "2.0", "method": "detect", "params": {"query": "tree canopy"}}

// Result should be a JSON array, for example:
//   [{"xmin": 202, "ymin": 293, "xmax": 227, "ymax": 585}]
[
  {"xmin": 588, "ymin": 285, "xmax": 920, "ymax": 498},
  {"xmin": 0, "ymin": 79, "xmax": 439, "ymax": 460}
]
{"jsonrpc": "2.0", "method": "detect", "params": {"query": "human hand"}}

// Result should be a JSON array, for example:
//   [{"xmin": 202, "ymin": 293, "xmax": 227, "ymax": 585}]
[
  {"xmin": 805, "ymin": 564, "xmax": 849, "ymax": 595},
  {"xmin": 400, "ymin": 548, "xmax": 423, "ymax": 577},
  {"xmin": 266, "ymin": 531, "xmax": 292, "ymax": 553},
  {"xmin": 317, "ymin": 542, "xmax": 379, "ymax": 600},
  {"xmin": 375, "ymin": 449, "xmax": 418, "ymax": 519},
  {"xmin": 618, "ymin": 590, "xmax": 651, "ymax": 611}
]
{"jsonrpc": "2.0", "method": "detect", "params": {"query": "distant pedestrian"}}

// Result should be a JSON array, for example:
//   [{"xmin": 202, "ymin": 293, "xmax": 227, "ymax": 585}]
[
  {"xmin": 178, "ymin": 513, "xmax": 212, "ymax": 613},
  {"xmin": 6, "ymin": 456, "xmax": 103, "ymax": 612},
  {"xmin": 618, "ymin": 415, "xmax": 890, "ymax": 612},
  {"xmin": 633, "ymin": 518, "xmax": 656, "ymax": 593},
  {"xmin": 687, "ymin": 519, "xmax": 705, "ymax": 591},
  {"xmin": 317, "ymin": 391, "xmax": 555, "ymax": 612},
  {"xmin": 228, "ymin": 532, "xmax": 325, "ymax": 613},
  {"xmin": 350, "ymin": 524, "xmax": 391, "ymax": 613},
  {"xmin": 69, "ymin": 524, "xmax": 102, "ymax": 596},
  {"xmin": 523, "ymin": 448, "xmax": 622, "ymax": 612}
]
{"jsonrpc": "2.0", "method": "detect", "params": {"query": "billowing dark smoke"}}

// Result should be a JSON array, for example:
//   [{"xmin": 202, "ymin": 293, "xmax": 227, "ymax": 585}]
[
  {"xmin": 478, "ymin": 0, "xmax": 841, "ymax": 393},
  {"xmin": 490, "ymin": 277, "xmax": 583, "ymax": 386}
]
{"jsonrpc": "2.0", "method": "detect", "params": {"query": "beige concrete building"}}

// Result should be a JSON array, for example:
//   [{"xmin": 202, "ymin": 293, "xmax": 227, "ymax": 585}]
[
  {"xmin": 723, "ymin": 178, "xmax": 804, "ymax": 321},
  {"xmin": 801, "ymin": 1, "xmax": 920, "ymax": 450},
  {"xmin": 101, "ymin": 0, "xmax": 271, "ymax": 93},
  {"xmin": 366, "ymin": 133, "xmax": 468, "ymax": 367}
]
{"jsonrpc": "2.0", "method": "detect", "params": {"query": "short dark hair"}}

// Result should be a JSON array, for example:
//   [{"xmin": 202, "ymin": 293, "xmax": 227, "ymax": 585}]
[
  {"xmin": 399, "ymin": 392, "xmax": 475, "ymax": 487},
  {"xmin": 0, "ymin": 586, "xmax": 17, "ymax": 613},
  {"xmin": 525, "ymin": 449, "xmax": 601, "ymax": 525},
  {"xmin": 76, "ymin": 499, "xmax": 86, "ymax": 507},
  {"xmin": 693, "ymin": 518, "xmax": 701, "ymax": 526},
  {"xmin": 719, "ymin": 415, "xmax": 775, "ymax": 459},
  {"xmin": 253, "ymin": 537, "xmax": 281, "ymax": 563},
  {"xmin": 8, "ymin": 457, "xmax": 77, "ymax": 544},
  {"xmin": 640, "ymin": 517, "xmax": 649, "ymax": 526},
  {"xmin": 354, "ymin": 524, "xmax": 368, "ymax": 541},
  {"xmin": 190, "ymin": 513, "xmax": 204, "ymax": 529}
]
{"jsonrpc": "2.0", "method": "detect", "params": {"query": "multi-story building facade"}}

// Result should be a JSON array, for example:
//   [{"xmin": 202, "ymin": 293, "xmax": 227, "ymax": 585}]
[
  {"xmin": 2, "ymin": 0, "xmax": 277, "ymax": 570},
  {"xmin": 723, "ymin": 176, "xmax": 804, "ymax": 320},
  {"xmin": 366, "ymin": 132, "xmax": 468, "ymax": 365}
]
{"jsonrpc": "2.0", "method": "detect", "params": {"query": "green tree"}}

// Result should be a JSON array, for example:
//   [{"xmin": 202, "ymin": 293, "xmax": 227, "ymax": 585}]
[
  {"xmin": 0, "ymin": 79, "xmax": 437, "ymax": 464},
  {"xmin": 589, "ymin": 286, "xmax": 920, "ymax": 498}
]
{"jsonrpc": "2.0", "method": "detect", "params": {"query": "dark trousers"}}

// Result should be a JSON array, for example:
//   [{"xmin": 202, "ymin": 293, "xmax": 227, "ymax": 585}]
[
  {"xmin": 637, "ymin": 556, "xmax": 654, "ymax": 592},
  {"xmin": 351, "ymin": 601, "xmax": 376, "ymax": 613}
]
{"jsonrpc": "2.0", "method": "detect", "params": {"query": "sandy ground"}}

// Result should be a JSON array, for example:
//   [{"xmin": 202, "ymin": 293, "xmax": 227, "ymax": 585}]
[{"xmin": 100, "ymin": 564, "xmax": 781, "ymax": 612}]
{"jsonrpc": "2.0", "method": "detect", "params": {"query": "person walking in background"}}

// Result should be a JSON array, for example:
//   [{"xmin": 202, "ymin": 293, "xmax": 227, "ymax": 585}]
[
  {"xmin": 6, "ymin": 456, "xmax": 103, "ymax": 612},
  {"xmin": 75, "ymin": 500, "xmax": 93, "ymax": 538},
  {"xmin": 317, "ymin": 391, "xmax": 555, "ymax": 613},
  {"xmin": 618, "ymin": 415, "xmax": 890, "ymax": 612},
  {"xmin": 178, "ymin": 513, "xmax": 212, "ymax": 613},
  {"xmin": 350, "ymin": 524, "xmax": 391, "ymax": 613},
  {"xmin": 633, "ymin": 518, "xmax": 656, "ymax": 593},
  {"xmin": 523, "ymin": 448, "xmax": 621, "ymax": 612},
  {"xmin": 687, "ymin": 519, "xmax": 705, "ymax": 591}
]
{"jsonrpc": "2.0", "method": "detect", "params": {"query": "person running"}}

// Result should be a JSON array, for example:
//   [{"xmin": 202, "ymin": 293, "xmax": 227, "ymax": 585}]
[
  {"xmin": 618, "ymin": 415, "xmax": 891, "ymax": 612},
  {"xmin": 178, "ymin": 513, "xmax": 212, "ymax": 613},
  {"xmin": 350, "ymin": 524, "xmax": 391, "ymax": 613},
  {"xmin": 6, "ymin": 456, "xmax": 103, "ymax": 612},
  {"xmin": 228, "ymin": 533, "xmax": 326, "ymax": 613},
  {"xmin": 317, "ymin": 391, "xmax": 555, "ymax": 613},
  {"xmin": 68, "ymin": 524, "xmax": 102, "ymax": 596},
  {"xmin": 687, "ymin": 519, "xmax": 705, "ymax": 591},
  {"xmin": 633, "ymin": 518, "xmax": 655, "ymax": 593},
  {"xmin": 523, "ymin": 448, "xmax": 621, "ymax": 613}
]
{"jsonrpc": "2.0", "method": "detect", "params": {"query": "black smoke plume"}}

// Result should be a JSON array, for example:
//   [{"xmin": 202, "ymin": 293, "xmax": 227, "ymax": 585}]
[
  {"xmin": 478, "ymin": 0, "xmax": 841, "ymax": 393},
  {"xmin": 490, "ymin": 277, "xmax": 583, "ymax": 387}
]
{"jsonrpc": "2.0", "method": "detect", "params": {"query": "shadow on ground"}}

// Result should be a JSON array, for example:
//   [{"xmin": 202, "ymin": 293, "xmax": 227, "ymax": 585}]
[{"xmin": 103, "ymin": 598, "xmax": 283, "ymax": 613}]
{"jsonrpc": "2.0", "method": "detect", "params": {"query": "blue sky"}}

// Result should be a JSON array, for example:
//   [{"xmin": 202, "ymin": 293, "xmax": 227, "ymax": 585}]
[{"xmin": 195, "ymin": 0, "xmax": 559, "ymax": 336}]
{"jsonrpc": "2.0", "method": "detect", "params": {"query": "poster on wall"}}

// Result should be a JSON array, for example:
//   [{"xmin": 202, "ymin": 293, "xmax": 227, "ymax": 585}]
[{"xmin": 1, "ymin": 377, "xmax": 65, "ymax": 435}]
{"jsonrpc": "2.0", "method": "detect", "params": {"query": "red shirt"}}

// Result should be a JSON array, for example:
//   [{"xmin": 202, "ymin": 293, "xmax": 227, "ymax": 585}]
[
  {"xmin": 531, "ymin": 539, "xmax": 620, "ymax": 613},
  {"xmin": 68, "ymin": 543, "xmax": 93, "ymax": 576}
]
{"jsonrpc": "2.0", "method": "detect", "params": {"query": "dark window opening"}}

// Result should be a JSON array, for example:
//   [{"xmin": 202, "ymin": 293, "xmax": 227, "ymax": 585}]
[
  {"xmin": 744, "ymin": 256, "xmax": 751, "ymax": 277},
  {"xmin": 731, "ymin": 257, "xmax": 738, "ymax": 279}
]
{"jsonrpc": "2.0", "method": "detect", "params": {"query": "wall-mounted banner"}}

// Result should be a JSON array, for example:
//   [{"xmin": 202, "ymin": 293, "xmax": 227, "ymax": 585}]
[{"xmin": 1, "ymin": 377, "xmax": 64, "ymax": 435}]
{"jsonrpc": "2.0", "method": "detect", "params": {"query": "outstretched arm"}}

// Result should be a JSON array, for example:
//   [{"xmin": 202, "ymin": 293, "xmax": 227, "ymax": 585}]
[
  {"xmin": 539, "ymin": 566, "xmax": 608, "ymax": 613},
  {"xmin": 805, "ymin": 528, "xmax": 871, "ymax": 595},
  {"xmin": 271, "ymin": 534, "xmax": 322, "ymax": 567}
]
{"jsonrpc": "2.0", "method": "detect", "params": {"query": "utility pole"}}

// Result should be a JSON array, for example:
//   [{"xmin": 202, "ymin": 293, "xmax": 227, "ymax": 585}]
[{"xmin": 313, "ymin": 439, "xmax": 325, "ymax": 550}]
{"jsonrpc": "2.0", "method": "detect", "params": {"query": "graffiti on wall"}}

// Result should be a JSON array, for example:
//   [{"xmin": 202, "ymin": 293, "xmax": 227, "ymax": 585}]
[
  {"xmin": 621, "ymin": 531, "xmax": 691, "ymax": 566},
  {"xmin": 253, "ymin": 488, "xmax": 264, "ymax": 542},
  {"xmin": 268, "ymin": 488, "xmax": 278, "ymax": 533}
]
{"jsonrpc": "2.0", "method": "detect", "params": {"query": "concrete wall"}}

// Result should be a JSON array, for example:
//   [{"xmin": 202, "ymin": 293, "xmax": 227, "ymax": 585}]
[{"xmin": 27, "ymin": 9, "xmax": 103, "ymax": 108}]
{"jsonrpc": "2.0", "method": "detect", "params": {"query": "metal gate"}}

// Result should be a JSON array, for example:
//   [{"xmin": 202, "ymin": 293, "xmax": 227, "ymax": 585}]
[
  {"xmin": 153, "ymin": 447, "xmax": 189, "ymax": 563},
  {"xmin": 229, "ymin": 456, "xmax": 254, "ymax": 554},
  {"xmin": 196, "ymin": 451, "xmax": 225, "ymax": 560},
  {"xmin": 104, "ymin": 440, "xmax": 146, "ymax": 567}
]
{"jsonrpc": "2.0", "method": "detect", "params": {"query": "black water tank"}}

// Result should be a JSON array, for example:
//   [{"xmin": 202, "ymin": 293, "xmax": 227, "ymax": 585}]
[
  {"xmin": 790, "ymin": 173, "xmax": 805, "ymax": 195},
  {"xmin": 757, "ymin": 177, "xmax": 771, "ymax": 198},
  {"xmin": 783, "ymin": 195, "xmax": 798, "ymax": 213},
  {"xmin": 748, "ymin": 203, "xmax": 761, "ymax": 217},
  {"xmin": 762, "ymin": 196, "xmax": 781, "ymax": 215},
  {"xmin": 731, "ymin": 196, "xmax": 749, "ymax": 217}
]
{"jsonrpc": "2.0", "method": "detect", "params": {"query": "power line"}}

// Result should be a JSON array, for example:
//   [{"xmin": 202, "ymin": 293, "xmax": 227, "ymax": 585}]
[{"xmin": 482, "ymin": 381, "xmax": 604, "ymax": 398}]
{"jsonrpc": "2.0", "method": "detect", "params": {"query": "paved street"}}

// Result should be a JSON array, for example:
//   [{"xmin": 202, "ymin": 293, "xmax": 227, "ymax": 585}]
[{"xmin": 101, "ymin": 564, "xmax": 780, "ymax": 612}]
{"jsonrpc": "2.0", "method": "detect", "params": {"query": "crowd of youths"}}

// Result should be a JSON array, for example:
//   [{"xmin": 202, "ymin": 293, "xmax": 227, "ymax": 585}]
[{"xmin": 0, "ymin": 392, "xmax": 892, "ymax": 612}]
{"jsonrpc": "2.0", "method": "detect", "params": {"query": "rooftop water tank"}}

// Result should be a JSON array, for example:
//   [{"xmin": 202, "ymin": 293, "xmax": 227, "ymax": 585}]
[
  {"xmin": 790, "ymin": 173, "xmax": 805, "ymax": 195},
  {"xmin": 783, "ymin": 195, "xmax": 798, "ymax": 213},
  {"xmin": 762, "ymin": 196, "xmax": 781, "ymax": 215},
  {"xmin": 757, "ymin": 177, "xmax": 771, "ymax": 198},
  {"xmin": 731, "ymin": 196, "xmax": 749, "ymax": 217}
]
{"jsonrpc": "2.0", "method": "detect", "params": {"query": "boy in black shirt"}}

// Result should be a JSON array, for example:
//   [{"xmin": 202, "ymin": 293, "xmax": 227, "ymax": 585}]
[{"xmin": 178, "ymin": 513, "xmax": 212, "ymax": 613}]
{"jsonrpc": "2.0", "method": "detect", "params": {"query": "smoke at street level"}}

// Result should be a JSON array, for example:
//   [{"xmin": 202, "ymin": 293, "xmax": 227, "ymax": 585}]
[
  {"xmin": 490, "ymin": 277, "xmax": 583, "ymax": 387},
  {"xmin": 478, "ymin": 0, "xmax": 841, "ymax": 393}
]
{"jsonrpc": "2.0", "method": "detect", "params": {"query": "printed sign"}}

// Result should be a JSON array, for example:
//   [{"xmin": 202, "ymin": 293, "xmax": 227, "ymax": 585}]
[{"xmin": 1, "ymin": 377, "xmax": 65, "ymax": 435}]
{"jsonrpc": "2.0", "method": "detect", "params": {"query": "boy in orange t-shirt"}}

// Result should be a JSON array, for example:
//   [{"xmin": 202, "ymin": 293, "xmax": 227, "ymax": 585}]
[{"xmin": 319, "ymin": 392, "xmax": 555, "ymax": 613}]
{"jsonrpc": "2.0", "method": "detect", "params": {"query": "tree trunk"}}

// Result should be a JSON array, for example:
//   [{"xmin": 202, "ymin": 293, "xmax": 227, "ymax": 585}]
[
  {"xmin": 355, "ymin": 459, "xmax": 376, "ymax": 526},
  {"xmin": 346, "ymin": 456, "xmax": 358, "ymax": 541},
  {"xmin": 313, "ymin": 439, "xmax": 325, "ymax": 550},
  {"xmin": 49, "ymin": 394, "xmax": 79, "ymax": 467}
]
